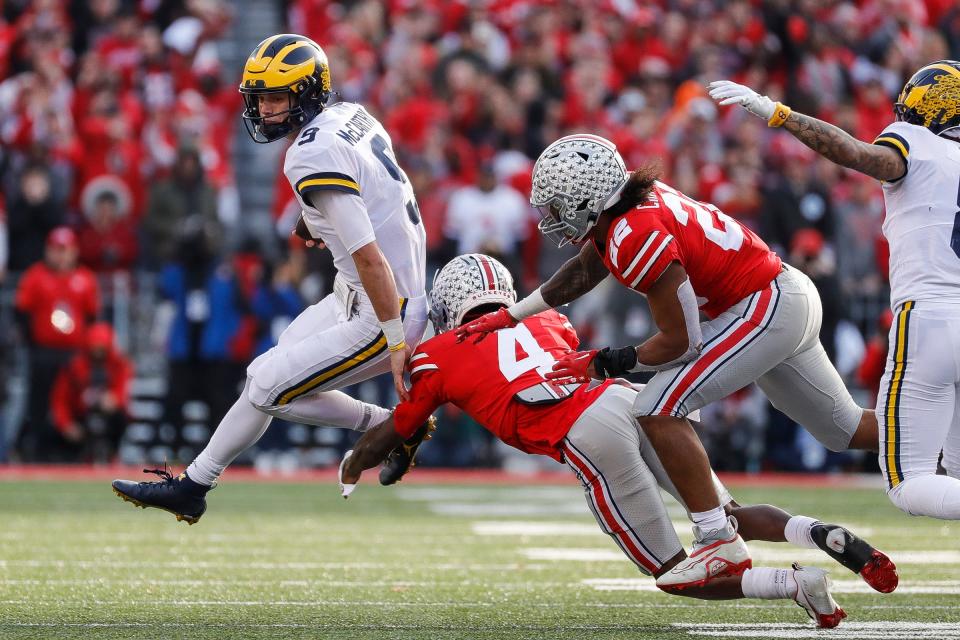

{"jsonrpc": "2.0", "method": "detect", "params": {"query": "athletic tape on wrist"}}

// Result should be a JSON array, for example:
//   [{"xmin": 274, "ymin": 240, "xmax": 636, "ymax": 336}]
[
  {"xmin": 768, "ymin": 102, "xmax": 792, "ymax": 127},
  {"xmin": 507, "ymin": 287, "xmax": 550, "ymax": 321},
  {"xmin": 380, "ymin": 317, "xmax": 406, "ymax": 348}
]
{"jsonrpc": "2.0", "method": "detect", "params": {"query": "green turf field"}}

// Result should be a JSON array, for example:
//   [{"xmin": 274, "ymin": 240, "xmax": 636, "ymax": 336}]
[{"xmin": 1, "ymin": 477, "xmax": 958, "ymax": 640}]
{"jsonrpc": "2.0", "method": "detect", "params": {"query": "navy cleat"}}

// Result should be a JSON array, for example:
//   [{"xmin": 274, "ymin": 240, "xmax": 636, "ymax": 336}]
[
  {"xmin": 811, "ymin": 523, "xmax": 898, "ymax": 593},
  {"xmin": 379, "ymin": 416, "xmax": 436, "ymax": 486},
  {"xmin": 112, "ymin": 467, "xmax": 212, "ymax": 525}
]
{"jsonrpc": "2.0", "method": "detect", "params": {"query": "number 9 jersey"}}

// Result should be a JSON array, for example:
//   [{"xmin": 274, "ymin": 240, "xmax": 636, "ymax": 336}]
[
  {"xmin": 284, "ymin": 101, "xmax": 426, "ymax": 299},
  {"xmin": 874, "ymin": 121, "xmax": 960, "ymax": 309},
  {"xmin": 595, "ymin": 180, "xmax": 782, "ymax": 319}
]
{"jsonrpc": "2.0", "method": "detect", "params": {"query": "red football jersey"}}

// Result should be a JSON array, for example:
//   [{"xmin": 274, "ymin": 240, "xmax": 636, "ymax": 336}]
[
  {"xmin": 594, "ymin": 181, "xmax": 782, "ymax": 318},
  {"xmin": 393, "ymin": 310, "xmax": 614, "ymax": 461}
]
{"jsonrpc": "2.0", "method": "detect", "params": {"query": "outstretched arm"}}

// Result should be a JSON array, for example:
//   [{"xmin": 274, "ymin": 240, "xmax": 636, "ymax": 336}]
[
  {"xmin": 781, "ymin": 113, "xmax": 906, "ymax": 182},
  {"xmin": 708, "ymin": 80, "xmax": 907, "ymax": 182}
]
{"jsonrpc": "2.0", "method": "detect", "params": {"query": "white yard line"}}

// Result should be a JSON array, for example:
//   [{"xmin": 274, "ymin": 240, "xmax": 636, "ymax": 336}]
[
  {"xmin": 584, "ymin": 577, "xmax": 960, "ymax": 595},
  {"xmin": 523, "ymin": 546, "xmax": 960, "ymax": 565},
  {"xmin": 676, "ymin": 622, "xmax": 960, "ymax": 639},
  {"xmin": 0, "ymin": 559, "xmax": 551, "ymax": 571},
  {"xmin": 470, "ymin": 520, "xmax": 878, "ymax": 539}
]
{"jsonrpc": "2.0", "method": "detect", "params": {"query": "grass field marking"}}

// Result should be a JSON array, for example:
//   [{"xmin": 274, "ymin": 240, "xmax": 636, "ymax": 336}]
[
  {"xmin": 676, "ymin": 621, "xmax": 960, "ymax": 639},
  {"xmin": 2, "ymin": 598, "xmax": 958, "ymax": 613},
  {"xmin": 469, "ymin": 520, "xmax": 878, "ymax": 539},
  {"xmin": 0, "ymin": 559, "xmax": 554, "ymax": 572},
  {"xmin": 583, "ymin": 576, "xmax": 960, "ymax": 595},
  {"xmin": 395, "ymin": 486, "xmax": 580, "ymax": 502},
  {"xmin": 524, "ymin": 547, "xmax": 960, "ymax": 565}
]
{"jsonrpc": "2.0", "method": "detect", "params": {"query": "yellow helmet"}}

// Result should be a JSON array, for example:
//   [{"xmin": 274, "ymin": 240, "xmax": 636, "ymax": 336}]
[
  {"xmin": 239, "ymin": 34, "xmax": 333, "ymax": 143},
  {"xmin": 895, "ymin": 60, "xmax": 960, "ymax": 138}
]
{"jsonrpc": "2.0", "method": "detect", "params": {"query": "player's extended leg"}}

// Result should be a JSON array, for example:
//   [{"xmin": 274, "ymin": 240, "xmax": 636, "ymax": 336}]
[
  {"xmin": 567, "ymin": 386, "xmax": 844, "ymax": 627},
  {"xmin": 562, "ymin": 385, "xmax": 687, "ymax": 577},
  {"xmin": 634, "ymin": 419, "xmax": 898, "ymax": 593},
  {"xmin": 880, "ymin": 303, "xmax": 960, "ymax": 519},
  {"xmin": 659, "ymin": 558, "xmax": 846, "ymax": 629},
  {"xmin": 634, "ymin": 276, "xmax": 804, "ymax": 583},
  {"xmin": 729, "ymin": 503, "xmax": 897, "ymax": 593},
  {"xmin": 755, "ymin": 340, "xmax": 866, "ymax": 453}
]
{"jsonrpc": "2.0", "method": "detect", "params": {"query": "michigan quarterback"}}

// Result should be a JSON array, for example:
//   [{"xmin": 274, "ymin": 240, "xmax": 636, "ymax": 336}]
[
  {"xmin": 710, "ymin": 60, "xmax": 960, "ymax": 520},
  {"xmin": 112, "ymin": 34, "xmax": 431, "ymax": 522}
]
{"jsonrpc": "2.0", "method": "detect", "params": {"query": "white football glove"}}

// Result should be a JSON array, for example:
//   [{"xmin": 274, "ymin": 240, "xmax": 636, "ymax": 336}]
[
  {"xmin": 338, "ymin": 450, "xmax": 357, "ymax": 499},
  {"xmin": 708, "ymin": 80, "xmax": 776, "ymax": 120}
]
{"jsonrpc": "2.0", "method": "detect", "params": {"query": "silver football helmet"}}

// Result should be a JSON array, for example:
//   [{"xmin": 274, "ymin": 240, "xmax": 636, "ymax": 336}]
[
  {"xmin": 530, "ymin": 134, "xmax": 628, "ymax": 248},
  {"xmin": 429, "ymin": 254, "xmax": 517, "ymax": 334}
]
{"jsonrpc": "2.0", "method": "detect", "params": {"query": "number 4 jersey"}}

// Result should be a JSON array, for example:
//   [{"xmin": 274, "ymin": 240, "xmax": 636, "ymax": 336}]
[
  {"xmin": 284, "ymin": 101, "xmax": 426, "ymax": 298},
  {"xmin": 873, "ymin": 121, "xmax": 960, "ymax": 309},
  {"xmin": 393, "ymin": 311, "xmax": 614, "ymax": 461},
  {"xmin": 595, "ymin": 181, "xmax": 782, "ymax": 318}
]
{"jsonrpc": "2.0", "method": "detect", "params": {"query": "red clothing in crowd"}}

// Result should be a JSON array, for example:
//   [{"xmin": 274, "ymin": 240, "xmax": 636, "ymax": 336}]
[
  {"xmin": 50, "ymin": 344, "xmax": 133, "ymax": 436},
  {"xmin": 77, "ymin": 222, "xmax": 139, "ymax": 273},
  {"xmin": 15, "ymin": 263, "xmax": 100, "ymax": 349}
]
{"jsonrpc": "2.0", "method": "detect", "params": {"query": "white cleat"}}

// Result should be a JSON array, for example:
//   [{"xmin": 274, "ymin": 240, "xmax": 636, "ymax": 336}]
[
  {"xmin": 656, "ymin": 517, "xmax": 752, "ymax": 590},
  {"xmin": 792, "ymin": 563, "xmax": 847, "ymax": 628}
]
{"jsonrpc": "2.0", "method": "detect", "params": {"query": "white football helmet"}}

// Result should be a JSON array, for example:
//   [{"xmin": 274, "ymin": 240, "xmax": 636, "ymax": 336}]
[
  {"xmin": 429, "ymin": 254, "xmax": 517, "ymax": 334},
  {"xmin": 530, "ymin": 134, "xmax": 628, "ymax": 248}
]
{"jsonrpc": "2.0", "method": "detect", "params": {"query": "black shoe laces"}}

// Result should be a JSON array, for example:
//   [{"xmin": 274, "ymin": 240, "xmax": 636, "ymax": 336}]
[{"xmin": 142, "ymin": 463, "xmax": 174, "ymax": 484}]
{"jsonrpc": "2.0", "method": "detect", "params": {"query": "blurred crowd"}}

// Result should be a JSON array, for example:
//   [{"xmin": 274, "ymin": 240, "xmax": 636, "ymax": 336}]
[{"xmin": 2, "ymin": 0, "xmax": 957, "ymax": 470}]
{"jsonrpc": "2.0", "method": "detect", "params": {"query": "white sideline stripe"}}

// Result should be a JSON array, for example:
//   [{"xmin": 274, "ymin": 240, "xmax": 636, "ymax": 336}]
[
  {"xmin": 524, "ymin": 547, "xmax": 960, "ymax": 565},
  {"xmin": 676, "ymin": 622, "xmax": 960, "ymax": 639},
  {"xmin": 2, "ymin": 600, "xmax": 958, "ymax": 614},
  {"xmin": 471, "ymin": 521, "xmax": 599, "ymax": 536},
  {"xmin": 584, "ymin": 577, "xmax": 960, "ymax": 595},
  {"xmin": 470, "ymin": 521, "xmax": 877, "ymax": 539},
  {"xmin": 396, "ymin": 487, "xmax": 579, "ymax": 501},
  {"xmin": 0, "ymin": 560, "xmax": 550, "ymax": 571},
  {"xmin": 432, "ymin": 503, "xmax": 589, "ymax": 516}
]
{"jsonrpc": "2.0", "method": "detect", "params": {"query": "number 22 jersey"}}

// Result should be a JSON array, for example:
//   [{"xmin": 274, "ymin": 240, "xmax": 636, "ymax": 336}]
[
  {"xmin": 393, "ymin": 311, "xmax": 614, "ymax": 461},
  {"xmin": 594, "ymin": 181, "xmax": 782, "ymax": 318}
]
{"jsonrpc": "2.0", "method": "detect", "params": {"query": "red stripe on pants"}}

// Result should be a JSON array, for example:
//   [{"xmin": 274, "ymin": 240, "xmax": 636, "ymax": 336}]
[
  {"xmin": 659, "ymin": 287, "xmax": 773, "ymax": 416},
  {"xmin": 562, "ymin": 443, "xmax": 659, "ymax": 573}
]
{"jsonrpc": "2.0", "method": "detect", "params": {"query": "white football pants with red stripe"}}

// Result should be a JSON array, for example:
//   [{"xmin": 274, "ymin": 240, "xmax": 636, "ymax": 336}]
[
  {"xmin": 632, "ymin": 265, "xmax": 862, "ymax": 452},
  {"xmin": 561, "ymin": 384, "xmax": 733, "ymax": 575}
]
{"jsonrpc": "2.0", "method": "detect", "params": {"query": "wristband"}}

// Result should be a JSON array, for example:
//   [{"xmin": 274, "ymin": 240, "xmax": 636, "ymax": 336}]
[
  {"xmin": 768, "ymin": 102, "xmax": 792, "ymax": 128},
  {"xmin": 507, "ymin": 287, "xmax": 550, "ymax": 321},
  {"xmin": 593, "ymin": 346, "xmax": 638, "ymax": 378},
  {"xmin": 380, "ymin": 317, "xmax": 406, "ymax": 349}
]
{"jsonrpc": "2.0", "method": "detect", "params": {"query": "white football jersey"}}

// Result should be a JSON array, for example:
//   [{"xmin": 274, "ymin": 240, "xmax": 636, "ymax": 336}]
[
  {"xmin": 874, "ymin": 121, "xmax": 960, "ymax": 309},
  {"xmin": 284, "ymin": 101, "xmax": 426, "ymax": 299}
]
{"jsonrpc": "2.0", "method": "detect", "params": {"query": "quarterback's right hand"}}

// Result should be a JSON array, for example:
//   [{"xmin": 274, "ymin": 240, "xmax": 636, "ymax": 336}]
[
  {"xmin": 455, "ymin": 308, "xmax": 518, "ymax": 342},
  {"xmin": 708, "ymin": 80, "xmax": 775, "ymax": 120},
  {"xmin": 390, "ymin": 342, "xmax": 413, "ymax": 403}
]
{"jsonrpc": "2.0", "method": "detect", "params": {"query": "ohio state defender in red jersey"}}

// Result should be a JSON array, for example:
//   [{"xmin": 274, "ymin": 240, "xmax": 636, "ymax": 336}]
[
  {"xmin": 457, "ymin": 135, "xmax": 881, "ymax": 590},
  {"xmin": 600, "ymin": 181, "xmax": 781, "ymax": 319},
  {"xmin": 340, "ymin": 255, "xmax": 896, "ymax": 626}
]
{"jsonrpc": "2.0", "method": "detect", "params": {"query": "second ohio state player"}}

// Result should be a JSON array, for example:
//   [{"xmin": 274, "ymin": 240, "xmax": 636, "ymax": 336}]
[
  {"xmin": 340, "ymin": 254, "xmax": 899, "ymax": 628},
  {"xmin": 457, "ymin": 134, "xmax": 880, "ymax": 589}
]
